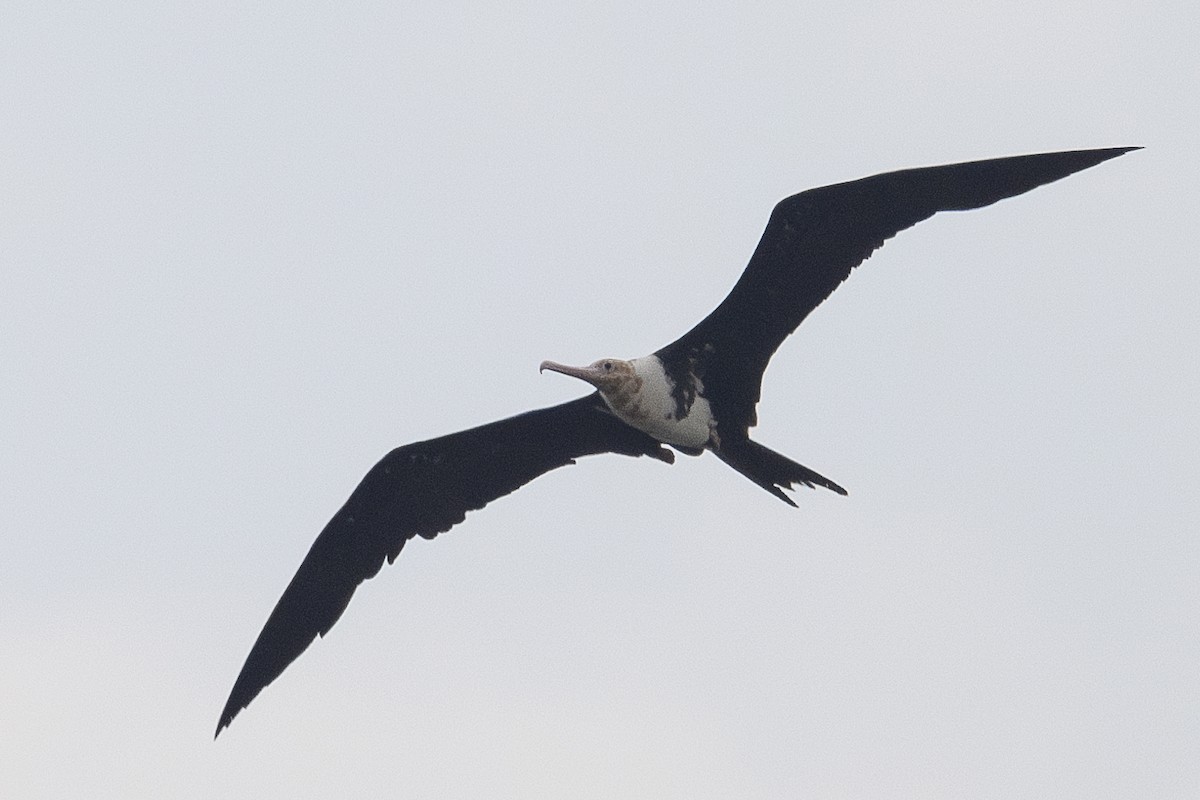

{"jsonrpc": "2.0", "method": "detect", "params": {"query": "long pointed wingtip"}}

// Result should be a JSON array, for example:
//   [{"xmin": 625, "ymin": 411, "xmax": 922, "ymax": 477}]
[
  {"xmin": 214, "ymin": 709, "xmax": 234, "ymax": 740},
  {"xmin": 1047, "ymin": 145, "xmax": 1142, "ymax": 171},
  {"xmin": 215, "ymin": 689, "xmax": 249, "ymax": 739},
  {"xmin": 1092, "ymin": 145, "xmax": 1142, "ymax": 163}
]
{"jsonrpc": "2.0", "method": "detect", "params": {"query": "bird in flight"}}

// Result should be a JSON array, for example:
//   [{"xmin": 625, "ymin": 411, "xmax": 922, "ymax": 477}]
[{"xmin": 216, "ymin": 147, "xmax": 1136, "ymax": 736}]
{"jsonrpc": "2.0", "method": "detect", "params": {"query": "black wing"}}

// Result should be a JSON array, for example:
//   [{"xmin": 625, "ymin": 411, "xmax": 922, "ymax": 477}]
[
  {"xmin": 658, "ymin": 147, "xmax": 1137, "ymax": 435},
  {"xmin": 216, "ymin": 393, "xmax": 672, "ymax": 736}
]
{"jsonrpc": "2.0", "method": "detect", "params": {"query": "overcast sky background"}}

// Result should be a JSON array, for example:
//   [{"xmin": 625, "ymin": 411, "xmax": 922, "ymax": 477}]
[{"xmin": 3, "ymin": 2, "xmax": 1197, "ymax": 797}]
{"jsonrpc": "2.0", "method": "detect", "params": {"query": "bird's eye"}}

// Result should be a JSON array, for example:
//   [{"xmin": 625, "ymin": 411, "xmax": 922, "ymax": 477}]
[{"xmin": 603, "ymin": 361, "xmax": 613, "ymax": 371}]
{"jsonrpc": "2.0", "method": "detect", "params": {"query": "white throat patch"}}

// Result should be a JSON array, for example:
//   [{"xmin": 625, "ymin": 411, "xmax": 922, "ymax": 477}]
[{"xmin": 601, "ymin": 355, "xmax": 714, "ymax": 449}]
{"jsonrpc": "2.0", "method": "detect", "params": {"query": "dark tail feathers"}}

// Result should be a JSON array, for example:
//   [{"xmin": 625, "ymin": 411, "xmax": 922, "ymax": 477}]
[{"xmin": 715, "ymin": 439, "xmax": 847, "ymax": 507}]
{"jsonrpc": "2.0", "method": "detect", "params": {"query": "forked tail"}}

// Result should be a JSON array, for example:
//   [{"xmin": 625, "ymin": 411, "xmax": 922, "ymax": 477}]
[{"xmin": 714, "ymin": 438, "xmax": 847, "ymax": 507}]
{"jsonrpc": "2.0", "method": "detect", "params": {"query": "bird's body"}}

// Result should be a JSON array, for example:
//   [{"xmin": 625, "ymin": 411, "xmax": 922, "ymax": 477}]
[{"xmin": 217, "ymin": 147, "xmax": 1137, "ymax": 736}]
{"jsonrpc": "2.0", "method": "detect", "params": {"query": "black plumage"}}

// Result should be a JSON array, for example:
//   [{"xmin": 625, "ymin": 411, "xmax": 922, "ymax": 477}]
[{"xmin": 217, "ymin": 147, "xmax": 1135, "ymax": 736}]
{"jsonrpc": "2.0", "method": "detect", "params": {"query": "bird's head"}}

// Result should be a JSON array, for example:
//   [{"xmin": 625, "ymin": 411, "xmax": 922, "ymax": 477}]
[{"xmin": 539, "ymin": 358, "xmax": 639, "ymax": 401}]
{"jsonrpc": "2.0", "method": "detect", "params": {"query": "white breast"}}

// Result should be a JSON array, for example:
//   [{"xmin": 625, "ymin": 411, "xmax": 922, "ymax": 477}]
[{"xmin": 604, "ymin": 355, "xmax": 714, "ymax": 449}]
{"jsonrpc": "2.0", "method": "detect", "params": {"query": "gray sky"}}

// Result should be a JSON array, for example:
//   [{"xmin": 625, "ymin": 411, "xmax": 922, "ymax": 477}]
[{"xmin": 3, "ymin": 2, "xmax": 1197, "ymax": 797}]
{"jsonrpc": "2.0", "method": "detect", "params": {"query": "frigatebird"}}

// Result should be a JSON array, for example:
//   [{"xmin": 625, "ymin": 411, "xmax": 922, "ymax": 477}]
[{"xmin": 216, "ymin": 147, "xmax": 1136, "ymax": 735}]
